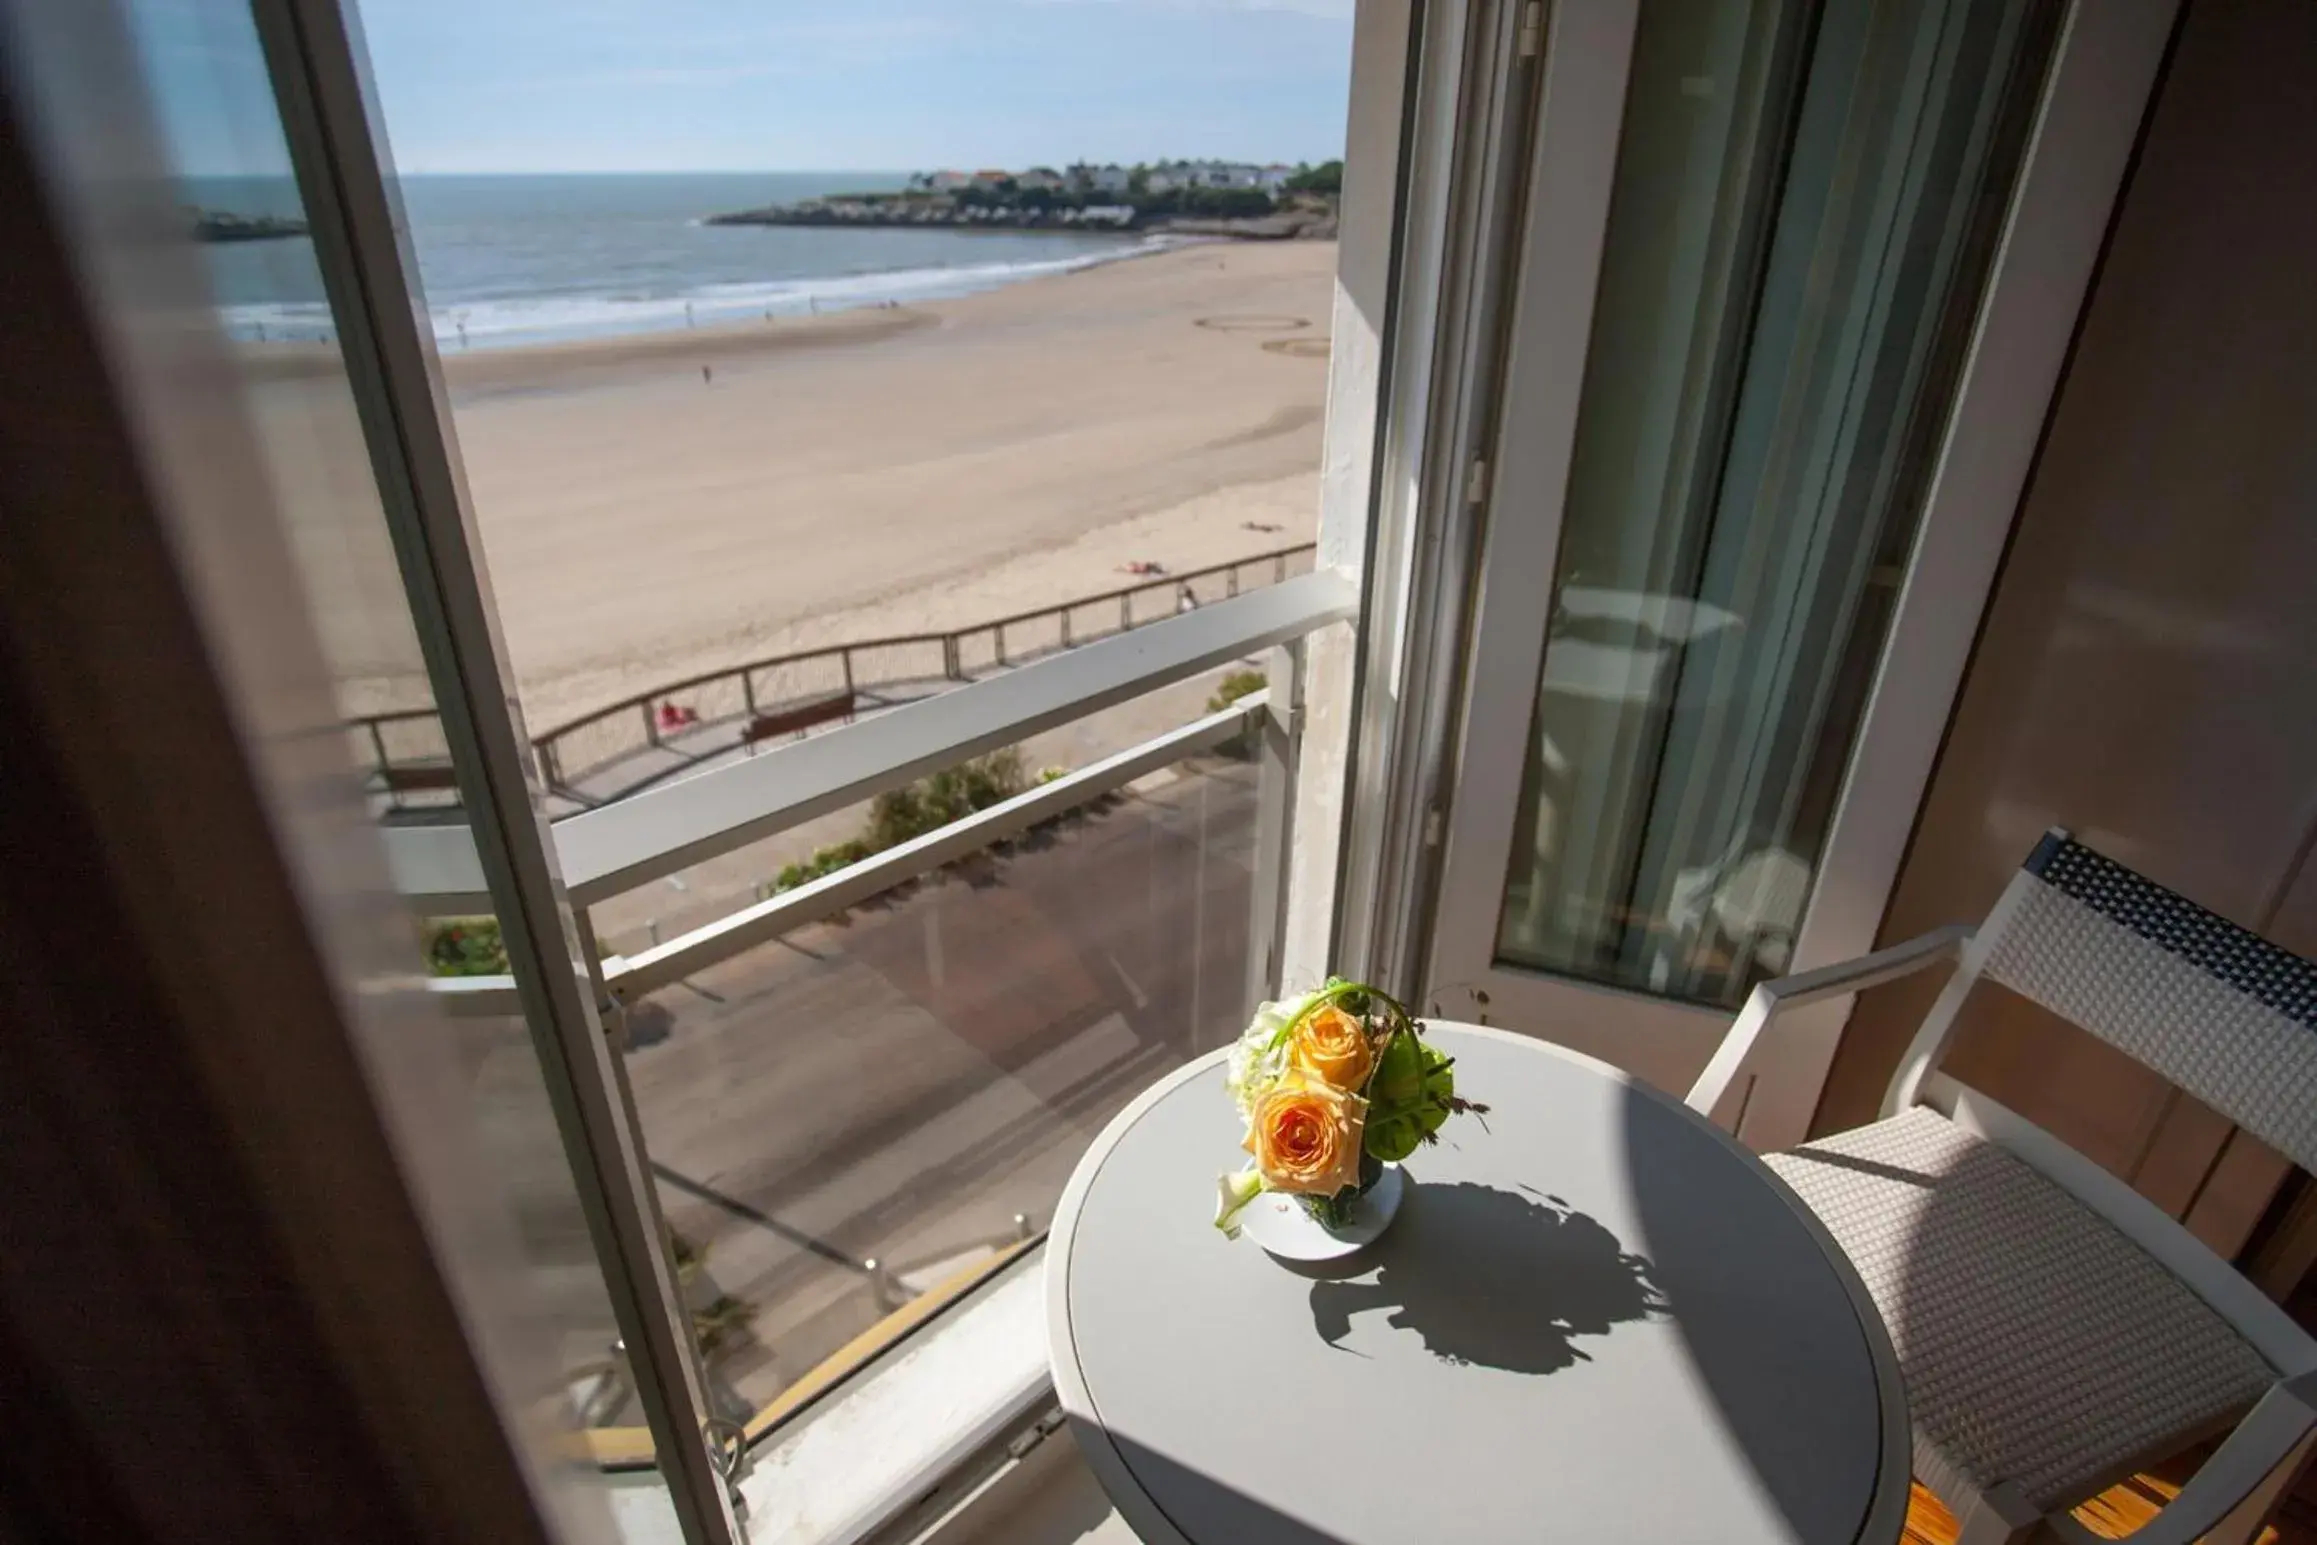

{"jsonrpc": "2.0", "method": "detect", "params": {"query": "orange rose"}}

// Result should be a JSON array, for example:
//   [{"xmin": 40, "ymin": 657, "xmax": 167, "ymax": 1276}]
[
  {"xmin": 1244, "ymin": 1073, "xmax": 1367, "ymax": 1196},
  {"xmin": 1288, "ymin": 1003, "xmax": 1377, "ymax": 1093}
]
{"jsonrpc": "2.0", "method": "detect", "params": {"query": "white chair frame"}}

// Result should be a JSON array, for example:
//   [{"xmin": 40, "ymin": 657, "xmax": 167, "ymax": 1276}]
[{"xmin": 1686, "ymin": 833, "xmax": 2317, "ymax": 1545}]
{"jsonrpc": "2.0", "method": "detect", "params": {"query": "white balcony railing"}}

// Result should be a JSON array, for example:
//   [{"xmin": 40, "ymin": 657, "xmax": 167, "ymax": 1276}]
[
  {"xmin": 410, "ymin": 570, "xmax": 1352, "ymax": 1015},
  {"xmin": 398, "ymin": 572, "xmax": 1349, "ymax": 911},
  {"xmin": 396, "ymin": 566, "xmax": 1351, "ymax": 1529}
]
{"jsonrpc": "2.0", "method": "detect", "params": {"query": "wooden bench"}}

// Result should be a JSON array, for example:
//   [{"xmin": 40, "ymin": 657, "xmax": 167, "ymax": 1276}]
[
  {"xmin": 741, "ymin": 691, "xmax": 856, "ymax": 746},
  {"xmin": 377, "ymin": 763, "xmax": 460, "ymax": 793}
]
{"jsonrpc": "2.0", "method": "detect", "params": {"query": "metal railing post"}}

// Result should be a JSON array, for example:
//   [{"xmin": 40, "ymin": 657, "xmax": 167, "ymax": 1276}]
[
  {"xmin": 741, "ymin": 670, "xmax": 756, "ymax": 717},
  {"xmin": 995, "ymin": 622, "xmax": 1007, "ymax": 667},
  {"xmin": 643, "ymin": 699, "xmax": 662, "ymax": 748},
  {"xmin": 1246, "ymin": 637, "xmax": 1304, "ymax": 1010},
  {"xmin": 1120, "ymin": 593, "xmax": 1133, "ymax": 632},
  {"xmin": 841, "ymin": 647, "xmax": 856, "ymax": 695},
  {"xmin": 366, "ymin": 717, "xmax": 391, "ymax": 782}
]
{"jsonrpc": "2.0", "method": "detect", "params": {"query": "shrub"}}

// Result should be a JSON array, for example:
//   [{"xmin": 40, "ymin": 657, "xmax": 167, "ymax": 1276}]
[
  {"xmin": 1287, "ymin": 159, "xmax": 1344, "ymax": 195},
  {"xmin": 1207, "ymin": 669, "xmax": 1266, "ymax": 714},
  {"xmin": 766, "ymin": 748, "xmax": 1036, "ymax": 897},
  {"xmin": 1209, "ymin": 669, "xmax": 1268, "ymax": 760},
  {"xmin": 814, "ymin": 838, "xmax": 874, "ymax": 870},
  {"xmin": 1130, "ymin": 186, "xmax": 1278, "ymax": 221},
  {"xmin": 1177, "ymin": 186, "xmax": 1275, "ymax": 218},
  {"xmin": 867, "ymin": 747, "xmax": 1027, "ymax": 850},
  {"xmin": 425, "ymin": 915, "xmax": 508, "ymax": 977}
]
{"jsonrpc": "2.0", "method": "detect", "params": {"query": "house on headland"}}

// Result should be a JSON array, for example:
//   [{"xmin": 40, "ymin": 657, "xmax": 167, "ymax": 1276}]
[
  {"xmin": 1069, "ymin": 163, "xmax": 1130, "ymax": 195},
  {"xmin": 1142, "ymin": 160, "xmax": 1277, "ymax": 192}
]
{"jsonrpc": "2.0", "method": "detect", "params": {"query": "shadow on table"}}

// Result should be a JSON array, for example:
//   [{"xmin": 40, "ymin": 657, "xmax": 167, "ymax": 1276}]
[
  {"xmin": 1101, "ymin": 1430, "xmax": 1362, "ymax": 1545},
  {"xmin": 1304, "ymin": 1181, "xmax": 1667, "ymax": 1375},
  {"xmin": 1617, "ymin": 1080, "xmax": 1897, "ymax": 1544}
]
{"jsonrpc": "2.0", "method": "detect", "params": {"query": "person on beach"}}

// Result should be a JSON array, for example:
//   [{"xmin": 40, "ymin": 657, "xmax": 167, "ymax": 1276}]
[{"xmin": 702, "ymin": 364, "xmax": 713, "ymax": 386}]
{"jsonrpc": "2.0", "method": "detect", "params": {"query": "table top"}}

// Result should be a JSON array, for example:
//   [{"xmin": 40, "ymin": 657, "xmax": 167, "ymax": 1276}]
[{"xmin": 1046, "ymin": 1023, "xmax": 1905, "ymax": 1545}]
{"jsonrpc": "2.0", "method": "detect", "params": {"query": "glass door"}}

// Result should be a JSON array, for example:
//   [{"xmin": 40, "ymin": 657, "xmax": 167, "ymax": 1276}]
[{"xmin": 1427, "ymin": 0, "xmax": 2062, "ymax": 1106}]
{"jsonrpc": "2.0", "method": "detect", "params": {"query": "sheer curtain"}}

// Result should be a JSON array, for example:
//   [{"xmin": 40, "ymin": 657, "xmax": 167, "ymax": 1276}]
[{"xmin": 1497, "ymin": 0, "xmax": 2059, "ymax": 1008}]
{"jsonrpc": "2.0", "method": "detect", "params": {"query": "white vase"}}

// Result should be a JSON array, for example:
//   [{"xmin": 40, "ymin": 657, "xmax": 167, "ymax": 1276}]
[{"xmin": 1240, "ymin": 1163, "xmax": 1405, "ymax": 1261}]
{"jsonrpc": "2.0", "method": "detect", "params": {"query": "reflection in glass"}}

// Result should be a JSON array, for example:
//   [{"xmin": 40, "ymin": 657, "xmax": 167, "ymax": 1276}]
[
  {"xmin": 125, "ymin": 0, "xmax": 459, "ymax": 822},
  {"xmin": 1498, "ymin": 0, "xmax": 2057, "ymax": 1007},
  {"xmin": 117, "ymin": 0, "xmax": 668, "ymax": 1527}
]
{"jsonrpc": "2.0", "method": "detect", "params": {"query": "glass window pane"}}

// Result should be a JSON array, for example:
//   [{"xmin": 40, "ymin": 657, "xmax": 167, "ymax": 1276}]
[
  {"xmin": 596, "ymin": 680, "xmax": 1262, "ymax": 1423},
  {"xmin": 119, "ymin": 0, "xmax": 684, "ymax": 1530},
  {"xmin": 1497, "ymin": 0, "xmax": 2058, "ymax": 1007},
  {"xmin": 342, "ymin": 0, "xmax": 1354, "ymax": 1486},
  {"xmin": 350, "ymin": 8, "xmax": 1347, "ymax": 772}
]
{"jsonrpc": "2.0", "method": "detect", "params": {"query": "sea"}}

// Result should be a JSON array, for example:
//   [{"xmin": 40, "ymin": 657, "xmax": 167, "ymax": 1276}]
[{"xmin": 186, "ymin": 172, "xmax": 1157, "ymax": 351}]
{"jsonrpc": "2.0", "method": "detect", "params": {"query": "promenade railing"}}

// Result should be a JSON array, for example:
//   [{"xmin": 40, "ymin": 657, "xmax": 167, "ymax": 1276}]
[{"xmin": 349, "ymin": 542, "xmax": 1315, "ymax": 811}]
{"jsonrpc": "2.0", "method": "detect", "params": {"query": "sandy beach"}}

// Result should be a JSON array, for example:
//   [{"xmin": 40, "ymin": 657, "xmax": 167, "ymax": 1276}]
[{"xmin": 294, "ymin": 239, "xmax": 1334, "ymax": 731}]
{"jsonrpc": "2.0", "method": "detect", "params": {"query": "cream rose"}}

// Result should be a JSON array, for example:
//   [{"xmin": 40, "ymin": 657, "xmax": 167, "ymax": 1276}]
[
  {"xmin": 1244, "ymin": 1073, "xmax": 1367, "ymax": 1196},
  {"xmin": 1287, "ymin": 1003, "xmax": 1377, "ymax": 1094}
]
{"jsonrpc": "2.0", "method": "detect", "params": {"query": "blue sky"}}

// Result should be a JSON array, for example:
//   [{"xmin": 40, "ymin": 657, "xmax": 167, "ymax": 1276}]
[{"xmin": 136, "ymin": 0, "xmax": 1355, "ymax": 176}]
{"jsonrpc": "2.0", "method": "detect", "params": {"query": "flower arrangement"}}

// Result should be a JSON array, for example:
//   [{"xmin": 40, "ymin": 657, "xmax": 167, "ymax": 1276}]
[{"xmin": 1214, "ymin": 979, "xmax": 1488, "ymax": 1238}]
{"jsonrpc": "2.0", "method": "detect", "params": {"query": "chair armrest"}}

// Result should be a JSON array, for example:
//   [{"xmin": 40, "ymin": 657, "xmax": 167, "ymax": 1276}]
[
  {"xmin": 2042, "ymin": 1373, "xmax": 2317, "ymax": 1545},
  {"xmin": 1683, "ymin": 925, "xmax": 1973, "ymax": 1119}
]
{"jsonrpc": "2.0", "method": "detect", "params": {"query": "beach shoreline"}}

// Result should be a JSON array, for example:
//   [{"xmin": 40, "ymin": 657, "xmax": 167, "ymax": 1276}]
[
  {"xmin": 228, "ymin": 221, "xmax": 1188, "ymax": 357},
  {"xmin": 269, "ymin": 239, "xmax": 1336, "ymax": 729}
]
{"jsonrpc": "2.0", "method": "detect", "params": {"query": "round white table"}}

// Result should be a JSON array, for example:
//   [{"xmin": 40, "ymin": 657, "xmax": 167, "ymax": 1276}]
[{"xmin": 1046, "ymin": 1023, "xmax": 1908, "ymax": 1544}]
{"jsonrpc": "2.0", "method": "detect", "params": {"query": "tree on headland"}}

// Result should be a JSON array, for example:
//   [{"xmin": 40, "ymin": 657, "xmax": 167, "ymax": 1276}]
[
  {"xmin": 1287, "ymin": 160, "xmax": 1344, "ymax": 195},
  {"xmin": 1184, "ymin": 186, "xmax": 1276, "ymax": 218}
]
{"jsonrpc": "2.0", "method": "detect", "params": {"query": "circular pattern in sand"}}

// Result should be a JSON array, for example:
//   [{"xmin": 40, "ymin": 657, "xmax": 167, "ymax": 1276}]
[
  {"xmin": 1261, "ymin": 337, "xmax": 1332, "ymax": 359},
  {"xmin": 1194, "ymin": 314, "xmax": 1311, "ymax": 333}
]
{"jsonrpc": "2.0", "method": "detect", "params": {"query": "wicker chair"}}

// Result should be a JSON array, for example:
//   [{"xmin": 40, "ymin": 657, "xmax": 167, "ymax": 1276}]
[{"xmin": 1687, "ymin": 829, "xmax": 2317, "ymax": 1544}]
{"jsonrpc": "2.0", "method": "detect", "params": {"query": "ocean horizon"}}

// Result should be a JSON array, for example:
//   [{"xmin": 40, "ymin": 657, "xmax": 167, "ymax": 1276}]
[{"xmin": 189, "ymin": 171, "xmax": 1159, "ymax": 350}]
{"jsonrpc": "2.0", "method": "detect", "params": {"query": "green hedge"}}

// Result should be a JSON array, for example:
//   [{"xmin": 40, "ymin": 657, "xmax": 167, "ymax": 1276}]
[
  {"xmin": 420, "ymin": 749, "xmax": 1047, "ymax": 978},
  {"xmin": 1208, "ymin": 669, "xmax": 1267, "ymax": 760},
  {"xmin": 772, "ymin": 747, "xmax": 1031, "ymax": 897},
  {"xmin": 1207, "ymin": 669, "xmax": 1266, "ymax": 713}
]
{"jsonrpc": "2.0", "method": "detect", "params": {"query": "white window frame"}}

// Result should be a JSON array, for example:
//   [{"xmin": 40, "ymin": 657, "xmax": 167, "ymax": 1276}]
[{"xmin": 1323, "ymin": 0, "xmax": 1543, "ymax": 995}]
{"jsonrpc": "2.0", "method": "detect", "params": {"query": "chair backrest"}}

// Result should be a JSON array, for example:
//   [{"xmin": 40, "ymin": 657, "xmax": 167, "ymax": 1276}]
[{"xmin": 1958, "ymin": 829, "xmax": 2317, "ymax": 1173}]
